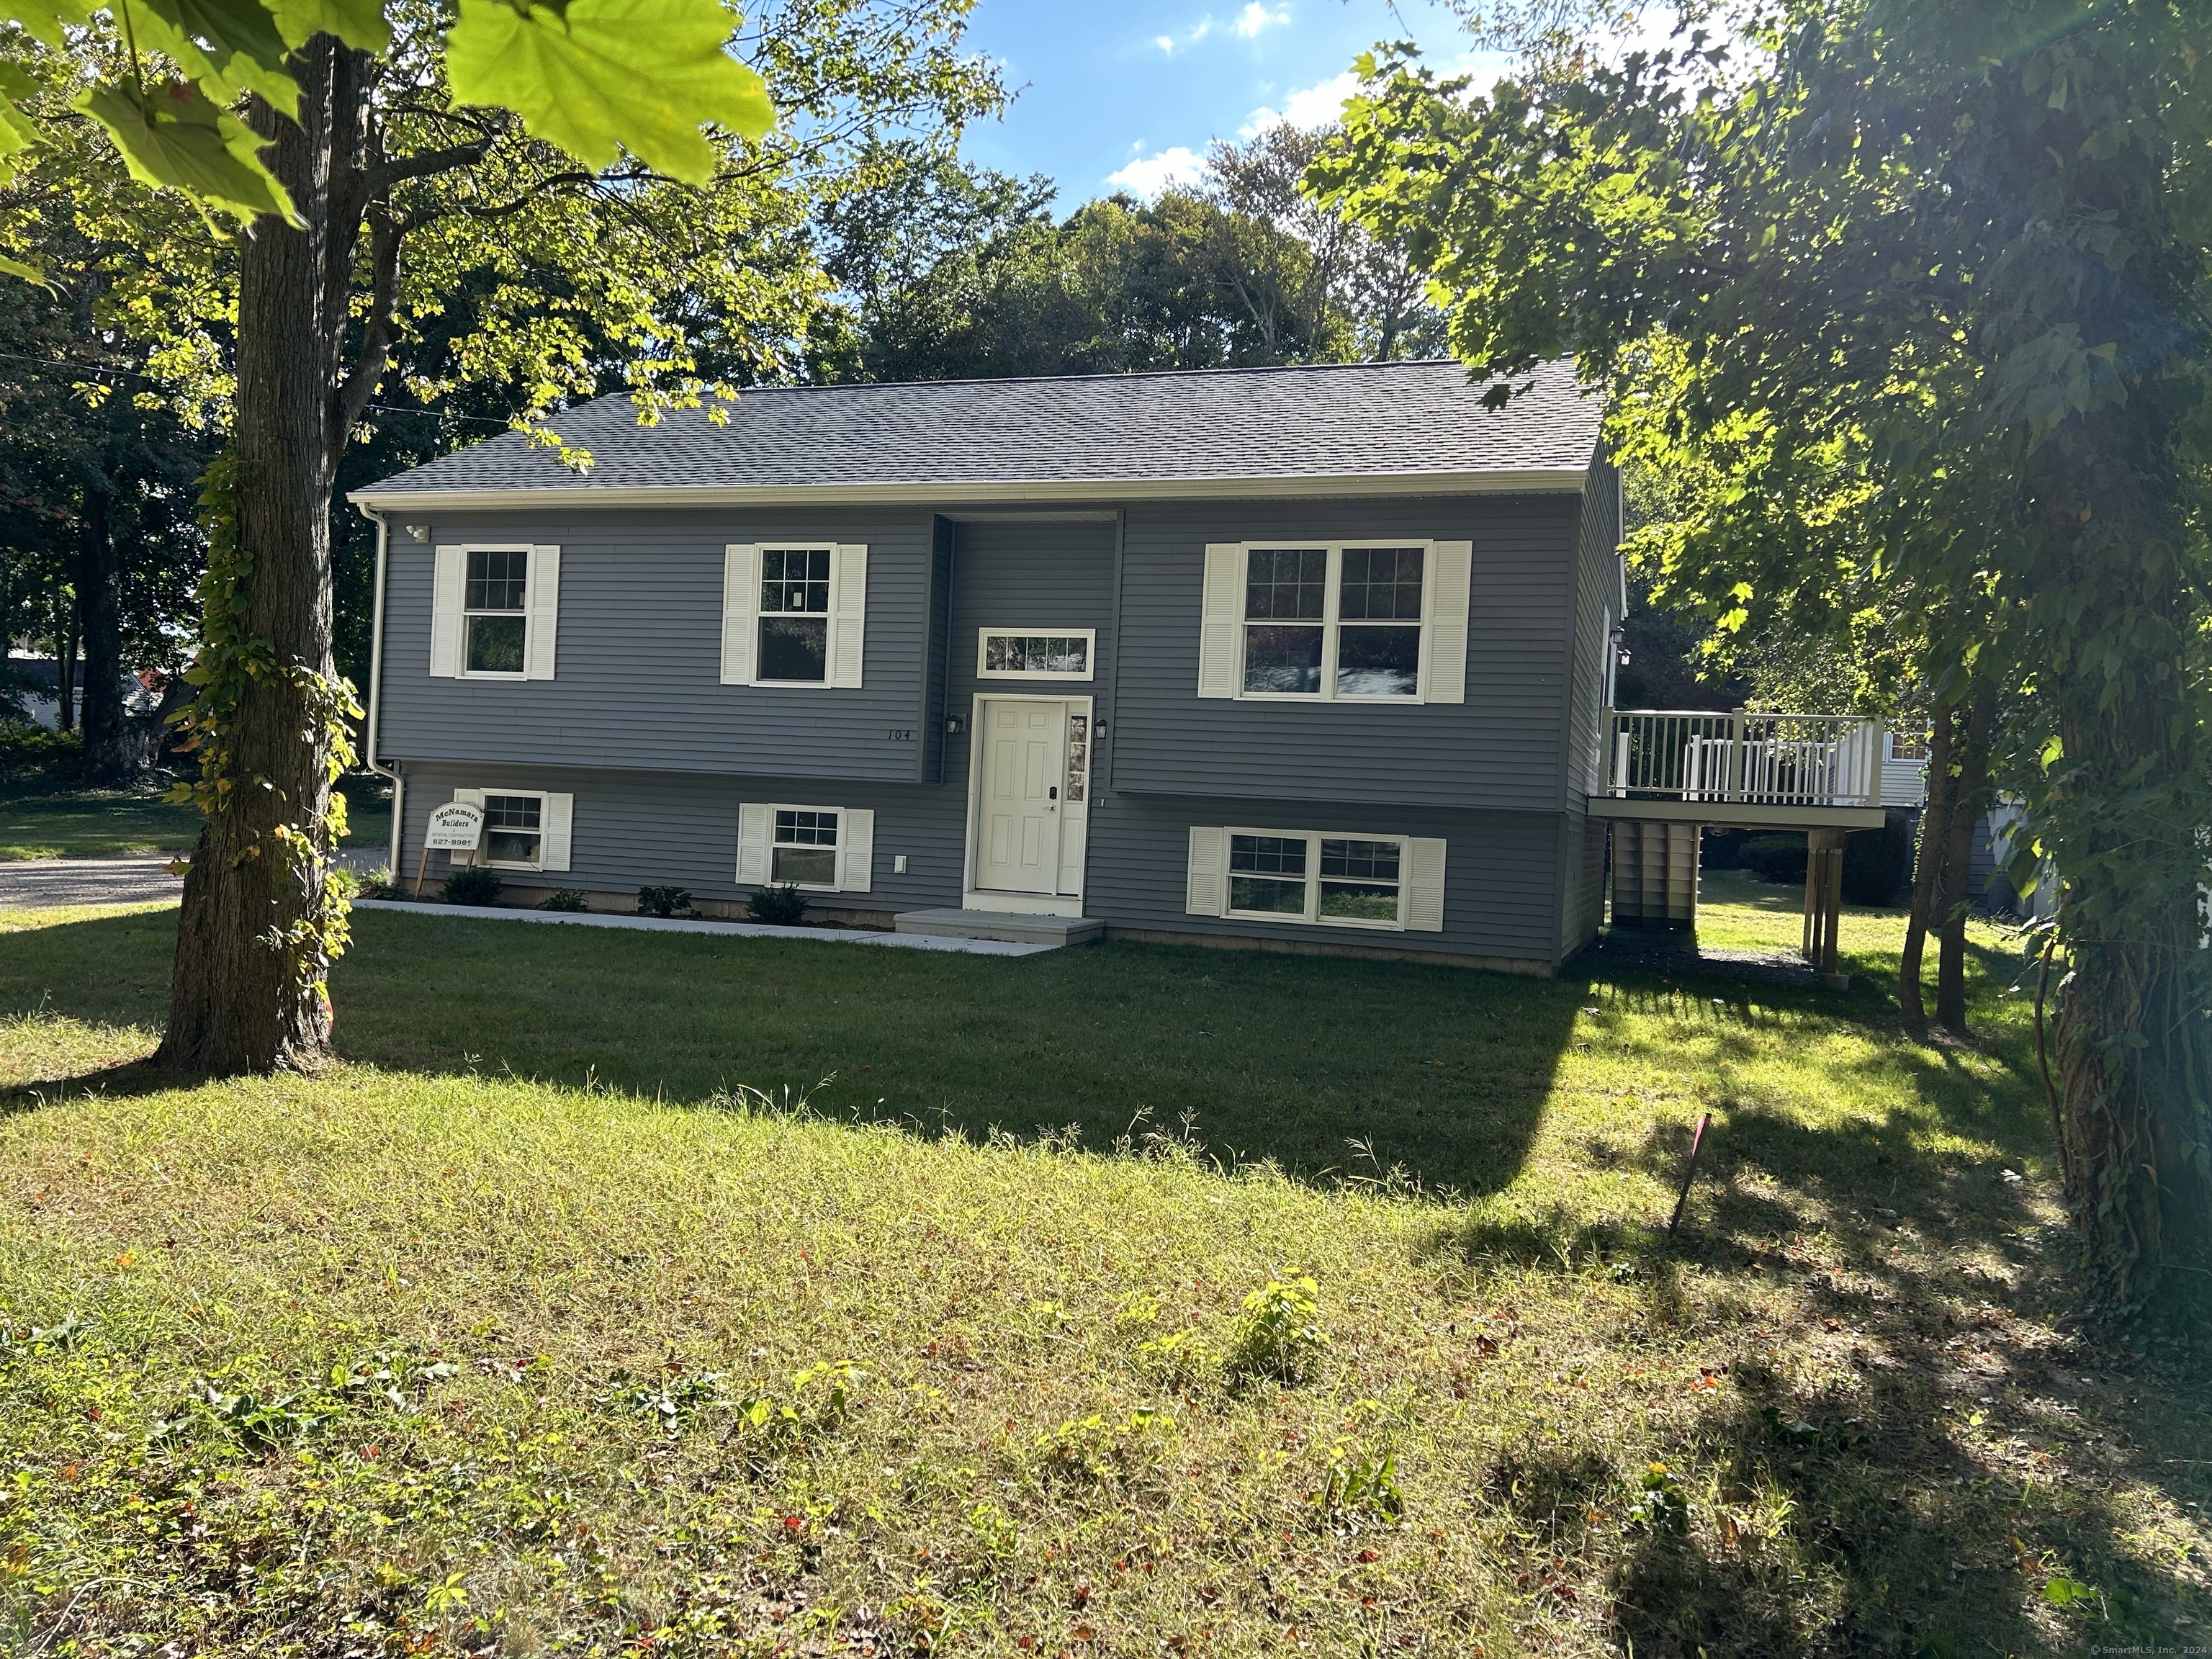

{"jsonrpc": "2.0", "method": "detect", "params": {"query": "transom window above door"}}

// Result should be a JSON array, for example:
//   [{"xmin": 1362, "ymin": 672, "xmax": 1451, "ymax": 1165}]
[
  {"xmin": 759, "ymin": 547, "xmax": 832, "ymax": 683},
  {"xmin": 1199, "ymin": 539, "xmax": 1472, "ymax": 706},
  {"xmin": 977, "ymin": 629, "xmax": 1094, "ymax": 680},
  {"xmin": 464, "ymin": 549, "xmax": 529, "ymax": 675}
]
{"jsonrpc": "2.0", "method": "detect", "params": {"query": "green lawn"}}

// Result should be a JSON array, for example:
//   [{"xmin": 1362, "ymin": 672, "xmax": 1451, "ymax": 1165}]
[
  {"xmin": 0, "ymin": 894, "xmax": 2203, "ymax": 1654},
  {"xmin": 0, "ymin": 773, "xmax": 389, "ymax": 860}
]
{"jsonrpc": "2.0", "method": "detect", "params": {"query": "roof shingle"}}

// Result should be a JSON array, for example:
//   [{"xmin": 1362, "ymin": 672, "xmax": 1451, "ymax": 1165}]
[{"xmin": 354, "ymin": 358, "xmax": 1598, "ymax": 500}]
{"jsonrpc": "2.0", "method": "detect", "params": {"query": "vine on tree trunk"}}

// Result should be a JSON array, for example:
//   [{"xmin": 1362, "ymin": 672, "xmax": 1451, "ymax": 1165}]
[{"xmin": 163, "ymin": 454, "xmax": 359, "ymax": 1025}]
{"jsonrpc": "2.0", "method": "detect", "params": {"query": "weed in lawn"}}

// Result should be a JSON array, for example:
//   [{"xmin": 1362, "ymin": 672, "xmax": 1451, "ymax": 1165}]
[{"xmin": 1224, "ymin": 1274, "xmax": 1329, "ymax": 1384}]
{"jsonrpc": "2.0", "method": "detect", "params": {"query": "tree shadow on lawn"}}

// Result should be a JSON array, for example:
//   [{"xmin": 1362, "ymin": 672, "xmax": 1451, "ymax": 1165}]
[
  {"xmin": 1447, "ymin": 1014, "xmax": 2211, "ymax": 1653},
  {"xmin": 0, "ymin": 907, "xmax": 1581, "ymax": 1196}
]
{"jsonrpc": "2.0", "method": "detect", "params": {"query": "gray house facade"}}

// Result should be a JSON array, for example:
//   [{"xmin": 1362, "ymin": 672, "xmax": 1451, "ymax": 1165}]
[{"xmin": 352, "ymin": 359, "xmax": 1625, "ymax": 974}]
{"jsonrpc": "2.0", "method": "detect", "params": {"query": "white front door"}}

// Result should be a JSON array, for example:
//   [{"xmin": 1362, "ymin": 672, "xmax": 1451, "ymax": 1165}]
[{"xmin": 976, "ymin": 698, "xmax": 1069, "ymax": 895}]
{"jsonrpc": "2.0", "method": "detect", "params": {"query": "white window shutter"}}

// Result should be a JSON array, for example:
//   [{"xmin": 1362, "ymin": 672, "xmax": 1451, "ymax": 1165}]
[
  {"xmin": 721, "ymin": 544, "xmax": 759, "ymax": 685},
  {"xmin": 1404, "ymin": 837, "xmax": 1447, "ymax": 931},
  {"xmin": 430, "ymin": 546, "xmax": 464, "ymax": 678},
  {"xmin": 1197, "ymin": 544, "xmax": 1242, "ymax": 698},
  {"xmin": 736, "ymin": 801, "xmax": 772, "ymax": 884},
  {"xmin": 830, "ymin": 544, "xmax": 868, "ymax": 688},
  {"xmin": 541, "ymin": 793, "xmax": 573, "ymax": 872},
  {"xmin": 838, "ymin": 808, "xmax": 875, "ymax": 892},
  {"xmin": 524, "ymin": 544, "xmax": 560, "ymax": 680},
  {"xmin": 1185, "ymin": 825, "xmax": 1227, "ymax": 916},
  {"xmin": 1425, "ymin": 541, "xmax": 1472, "ymax": 704}
]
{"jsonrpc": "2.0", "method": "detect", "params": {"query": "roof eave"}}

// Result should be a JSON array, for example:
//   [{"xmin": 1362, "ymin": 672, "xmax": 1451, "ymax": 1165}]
[{"xmin": 348, "ymin": 467, "xmax": 1590, "ymax": 512}]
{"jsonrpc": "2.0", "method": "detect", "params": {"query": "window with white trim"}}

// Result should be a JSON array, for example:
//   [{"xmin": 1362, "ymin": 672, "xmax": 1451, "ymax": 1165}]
[
  {"xmin": 1185, "ymin": 824, "xmax": 1446, "ymax": 932},
  {"xmin": 446, "ymin": 787, "xmax": 574, "ymax": 873},
  {"xmin": 760, "ymin": 546, "xmax": 832, "ymax": 683},
  {"xmin": 1198, "ymin": 539, "xmax": 1471, "ymax": 705},
  {"xmin": 977, "ymin": 628, "xmax": 1094, "ymax": 680},
  {"xmin": 482, "ymin": 792, "xmax": 544, "ymax": 867},
  {"xmin": 721, "ymin": 543, "xmax": 868, "ymax": 688},
  {"xmin": 773, "ymin": 808, "xmax": 837, "ymax": 886},
  {"xmin": 1244, "ymin": 544, "xmax": 1425, "ymax": 698},
  {"xmin": 464, "ymin": 549, "xmax": 529, "ymax": 675},
  {"xmin": 736, "ymin": 801, "xmax": 875, "ymax": 892},
  {"xmin": 1226, "ymin": 831, "xmax": 1406, "ymax": 926},
  {"xmin": 433, "ymin": 544, "xmax": 560, "ymax": 680}
]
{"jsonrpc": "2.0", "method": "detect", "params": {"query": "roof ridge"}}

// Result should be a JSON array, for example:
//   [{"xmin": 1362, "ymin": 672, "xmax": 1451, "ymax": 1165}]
[{"xmin": 654, "ymin": 358, "xmax": 1492, "ymax": 399}]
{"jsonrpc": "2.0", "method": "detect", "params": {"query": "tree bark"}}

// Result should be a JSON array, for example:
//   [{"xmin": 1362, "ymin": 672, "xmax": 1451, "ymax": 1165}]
[
  {"xmin": 158, "ymin": 37, "xmax": 371, "ymax": 1075},
  {"xmin": 76, "ymin": 475, "xmax": 128, "ymax": 783},
  {"xmin": 1897, "ymin": 699, "xmax": 1954, "ymax": 1034},
  {"xmin": 1935, "ymin": 682, "xmax": 1997, "ymax": 1030},
  {"xmin": 54, "ymin": 585, "xmax": 76, "ymax": 732}
]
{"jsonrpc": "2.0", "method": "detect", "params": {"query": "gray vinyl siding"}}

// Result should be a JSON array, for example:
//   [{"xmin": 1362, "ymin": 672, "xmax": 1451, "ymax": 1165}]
[
  {"xmin": 1558, "ymin": 451, "xmax": 1624, "ymax": 955},
  {"xmin": 394, "ymin": 760, "xmax": 968, "ymax": 915},
  {"xmin": 1087, "ymin": 793, "xmax": 1561, "ymax": 965},
  {"xmin": 1110, "ymin": 494, "xmax": 1581, "ymax": 809},
  {"xmin": 376, "ymin": 508, "xmax": 938, "ymax": 783}
]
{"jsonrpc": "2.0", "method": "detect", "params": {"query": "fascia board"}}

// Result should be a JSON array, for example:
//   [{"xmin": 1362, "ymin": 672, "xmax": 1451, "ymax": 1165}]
[{"xmin": 348, "ymin": 467, "xmax": 1589, "ymax": 513}]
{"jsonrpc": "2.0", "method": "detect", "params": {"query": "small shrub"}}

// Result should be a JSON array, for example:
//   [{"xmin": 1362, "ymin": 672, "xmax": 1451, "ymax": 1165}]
[
  {"xmin": 1317, "ymin": 1449, "xmax": 1405, "ymax": 1521},
  {"xmin": 441, "ymin": 864, "xmax": 503, "ymax": 907},
  {"xmin": 1224, "ymin": 1275, "xmax": 1328, "ymax": 1384},
  {"xmin": 1739, "ymin": 833, "xmax": 1808, "ymax": 884},
  {"xmin": 1033, "ymin": 1406, "xmax": 1174, "ymax": 1486},
  {"xmin": 637, "ymin": 885, "xmax": 693, "ymax": 918},
  {"xmin": 539, "ymin": 888, "xmax": 589, "ymax": 912},
  {"xmin": 747, "ymin": 883, "xmax": 807, "ymax": 925},
  {"xmin": 0, "ymin": 720, "xmax": 80, "ymax": 774},
  {"xmin": 1628, "ymin": 1461, "xmax": 1691, "ymax": 1533}
]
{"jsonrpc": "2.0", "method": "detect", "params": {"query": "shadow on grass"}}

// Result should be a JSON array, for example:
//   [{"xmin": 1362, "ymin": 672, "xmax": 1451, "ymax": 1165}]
[{"xmin": 0, "ymin": 906, "xmax": 1580, "ymax": 1197}]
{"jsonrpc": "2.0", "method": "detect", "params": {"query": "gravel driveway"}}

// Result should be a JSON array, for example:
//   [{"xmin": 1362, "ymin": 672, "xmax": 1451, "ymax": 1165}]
[{"xmin": 0, "ymin": 854, "xmax": 185, "ymax": 909}]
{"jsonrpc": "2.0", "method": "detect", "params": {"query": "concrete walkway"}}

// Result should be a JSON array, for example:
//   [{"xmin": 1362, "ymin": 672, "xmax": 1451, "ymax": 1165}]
[
  {"xmin": 351, "ymin": 899, "xmax": 1056, "ymax": 956},
  {"xmin": 0, "ymin": 854, "xmax": 183, "ymax": 909}
]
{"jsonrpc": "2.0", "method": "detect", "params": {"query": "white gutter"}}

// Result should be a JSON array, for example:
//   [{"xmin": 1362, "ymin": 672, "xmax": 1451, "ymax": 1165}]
[
  {"xmin": 354, "ymin": 503, "xmax": 403, "ymax": 873},
  {"xmin": 347, "ymin": 466, "xmax": 1590, "ymax": 513}
]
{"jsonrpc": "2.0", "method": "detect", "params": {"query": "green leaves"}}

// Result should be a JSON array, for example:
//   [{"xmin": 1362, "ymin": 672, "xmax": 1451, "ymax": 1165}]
[
  {"xmin": 129, "ymin": 0, "xmax": 302, "ymax": 117},
  {"xmin": 78, "ymin": 81, "xmax": 296, "ymax": 226},
  {"xmin": 0, "ymin": 60, "xmax": 47, "ymax": 185},
  {"xmin": 444, "ymin": 0, "xmax": 773, "ymax": 186},
  {"xmin": 264, "ymin": 0, "xmax": 387, "ymax": 51},
  {"xmin": 0, "ymin": 0, "xmax": 95, "ymax": 51}
]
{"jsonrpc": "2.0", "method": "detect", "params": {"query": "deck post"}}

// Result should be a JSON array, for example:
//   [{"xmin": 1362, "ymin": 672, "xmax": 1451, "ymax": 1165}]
[{"xmin": 1802, "ymin": 827, "xmax": 1850, "ymax": 989}]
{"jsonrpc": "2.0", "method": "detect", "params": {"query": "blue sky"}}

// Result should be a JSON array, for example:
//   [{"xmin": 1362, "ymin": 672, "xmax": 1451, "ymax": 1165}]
[{"xmin": 953, "ymin": 0, "xmax": 1507, "ymax": 205}]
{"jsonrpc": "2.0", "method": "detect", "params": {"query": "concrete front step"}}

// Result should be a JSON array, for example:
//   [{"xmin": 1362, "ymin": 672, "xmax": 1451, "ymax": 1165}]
[{"xmin": 892, "ymin": 907, "xmax": 1105, "ymax": 948}]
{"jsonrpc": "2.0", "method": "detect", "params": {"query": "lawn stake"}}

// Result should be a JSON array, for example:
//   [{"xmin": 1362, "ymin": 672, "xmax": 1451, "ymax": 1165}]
[{"xmin": 1668, "ymin": 1112, "xmax": 1714, "ymax": 1238}]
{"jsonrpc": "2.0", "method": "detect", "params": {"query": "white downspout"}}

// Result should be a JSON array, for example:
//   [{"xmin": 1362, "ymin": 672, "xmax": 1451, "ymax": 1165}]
[{"xmin": 355, "ymin": 503, "xmax": 403, "ymax": 873}]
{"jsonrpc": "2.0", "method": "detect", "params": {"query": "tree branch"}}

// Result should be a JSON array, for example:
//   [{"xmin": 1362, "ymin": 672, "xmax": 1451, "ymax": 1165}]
[
  {"xmin": 369, "ymin": 137, "xmax": 498, "ymax": 197},
  {"xmin": 331, "ymin": 205, "xmax": 403, "ymax": 464}
]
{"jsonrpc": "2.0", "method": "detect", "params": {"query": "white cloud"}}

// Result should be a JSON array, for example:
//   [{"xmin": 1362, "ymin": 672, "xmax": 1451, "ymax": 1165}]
[
  {"xmin": 1233, "ymin": 2, "xmax": 1289, "ymax": 37},
  {"xmin": 1153, "ymin": 16, "xmax": 1215, "ymax": 55},
  {"xmin": 1239, "ymin": 68, "xmax": 1363, "ymax": 136},
  {"xmin": 1106, "ymin": 146, "xmax": 1208, "ymax": 199}
]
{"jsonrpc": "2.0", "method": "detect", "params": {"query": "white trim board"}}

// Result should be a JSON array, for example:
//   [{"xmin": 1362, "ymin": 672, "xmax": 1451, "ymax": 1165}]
[
  {"xmin": 349, "ymin": 467, "xmax": 1588, "ymax": 512},
  {"xmin": 349, "ymin": 900, "xmax": 1053, "ymax": 954}
]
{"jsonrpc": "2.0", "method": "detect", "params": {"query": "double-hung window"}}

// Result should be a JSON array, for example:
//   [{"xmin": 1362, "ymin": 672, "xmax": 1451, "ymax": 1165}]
[
  {"xmin": 1186, "ymin": 824, "xmax": 1447, "ymax": 933},
  {"xmin": 736, "ymin": 801, "xmax": 876, "ymax": 891},
  {"xmin": 444, "ymin": 787, "xmax": 573, "ymax": 872},
  {"xmin": 431, "ymin": 544, "xmax": 560, "ymax": 680},
  {"xmin": 464, "ymin": 550, "xmax": 529, "ymax": 675},
  {"xmin": 760, "ymin": 547, "xmax": 832, "ymax": 683},
  {"xmin": 1199, "ymin": 539, "xmax": 1471, "ymax": 704},
  {"xmin": 722, "ymin": 543, "xmax": 869, "ymax": 688}
]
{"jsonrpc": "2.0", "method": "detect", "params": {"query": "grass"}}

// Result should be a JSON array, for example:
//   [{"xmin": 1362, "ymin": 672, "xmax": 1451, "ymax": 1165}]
[
  {"xmin": 0, "ymin": 773, "xmax": 389, "ymax": 860},
  {"xmin": 0, "ymin": 891, "xmax": 2205, "ymax": 1655}
]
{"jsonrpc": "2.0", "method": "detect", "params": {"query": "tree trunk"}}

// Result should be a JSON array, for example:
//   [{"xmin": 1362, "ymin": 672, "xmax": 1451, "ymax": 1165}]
[
  {"xmin": 158, "ymin": 37, "xmax": 368, "ymax": 1075},
  {"xmin": 54, "ymin": 587, "xmax": 76, "ymax": 732},
  {"xmin": 1935, "ymin": 682, "xmax": 1996, "ymax": 1031},
  {"xmin": 1897, "ymin": 699, "xmax": 1954, "ymax": 1033},
  {"xmin": 76, "ymin": 477, "xmax": 128, "ymax": 783}
]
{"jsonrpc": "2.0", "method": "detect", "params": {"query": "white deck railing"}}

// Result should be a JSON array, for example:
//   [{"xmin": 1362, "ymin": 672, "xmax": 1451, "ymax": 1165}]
[{"xmin": 1603, "ymin": 710, "xmax": 1886, "ymax": 809}]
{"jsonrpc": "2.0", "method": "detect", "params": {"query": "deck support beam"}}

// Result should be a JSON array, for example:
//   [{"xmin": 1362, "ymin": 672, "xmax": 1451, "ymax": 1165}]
[{"xmin": 1802, "ymin": 827, "xmax": 1849, "ymax": 989}]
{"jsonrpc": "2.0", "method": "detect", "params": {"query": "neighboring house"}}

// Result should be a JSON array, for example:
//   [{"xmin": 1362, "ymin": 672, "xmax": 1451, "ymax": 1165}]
[{"xmin": 351, "ymin": 359, "xmax": 1880, "ymax": 973}]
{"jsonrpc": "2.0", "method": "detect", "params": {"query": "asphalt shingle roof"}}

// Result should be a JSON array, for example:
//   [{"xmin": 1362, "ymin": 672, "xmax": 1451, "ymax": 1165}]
[{"xmin": 355, "ymin": 359, "xmax": 1599, "ymax": 500}]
